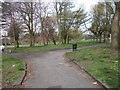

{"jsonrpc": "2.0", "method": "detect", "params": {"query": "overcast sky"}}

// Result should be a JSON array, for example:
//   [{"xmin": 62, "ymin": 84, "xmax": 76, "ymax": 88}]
[
  {"xmin": 0, "ymin": 0, "xmax": 99, "ymax": 11},
  {"xmin": 74, "ymin": 0, "xmax": 99, "ymax": 13}
]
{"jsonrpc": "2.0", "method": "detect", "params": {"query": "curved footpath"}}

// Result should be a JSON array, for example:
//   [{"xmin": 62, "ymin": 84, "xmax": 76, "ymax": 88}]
[{"xmin": 11, "ymin": 49, "xmax": 104, "ymax": 88}]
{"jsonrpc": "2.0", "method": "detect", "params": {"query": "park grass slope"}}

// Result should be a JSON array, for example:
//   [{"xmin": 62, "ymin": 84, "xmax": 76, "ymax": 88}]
[
  {"xmin": 8, "ymin": 40, "xmax": 98, "ymax": 53},
  {"xmin": 65, "ymin": 44, "xmax": 118, "ymax": 88},
  {"xmin": 2, "ymin": 55, "xmax": 25, "ymax": 88}
]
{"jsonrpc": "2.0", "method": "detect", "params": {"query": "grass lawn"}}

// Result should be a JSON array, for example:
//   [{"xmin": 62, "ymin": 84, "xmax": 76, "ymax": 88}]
[
  {"xmin": 2, "ymin": 55, "xmax": 25, "ymax": 87},
  {"xmin": 8, "ymin": 40, "xmax": 98, "ymax": 53},
  {"xmin": 65, "ymin": 44, "xmax": 118, "ymax": 88}
]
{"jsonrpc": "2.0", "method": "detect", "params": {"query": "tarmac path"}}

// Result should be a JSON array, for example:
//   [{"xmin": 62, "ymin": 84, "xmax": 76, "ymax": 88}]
[{"xmin": 11, "ymin": 49, "xmax": 104, "ymax": 88}]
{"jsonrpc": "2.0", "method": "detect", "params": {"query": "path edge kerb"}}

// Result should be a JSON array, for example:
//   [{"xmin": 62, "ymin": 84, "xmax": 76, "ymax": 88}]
[
  {"xmin": 65, "ymin": 55, "xmax": 112, "ymax": 90},
  {"xmin": 14, "ymin": 61, "xmax": 27, "ymax": 85}
]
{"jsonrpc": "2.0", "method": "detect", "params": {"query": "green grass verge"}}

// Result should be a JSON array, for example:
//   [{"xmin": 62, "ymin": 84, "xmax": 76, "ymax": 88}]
[
  {"xmin": 65, "ymin": 44, "xmax": 118, "ymax": 88},
  {"xmin": 8, "ymin": 40, "xmax": 98, "ymax": 53},
  {"xmin": 2, "ymin": 55, "xmax": 25, "ymax": 87}
]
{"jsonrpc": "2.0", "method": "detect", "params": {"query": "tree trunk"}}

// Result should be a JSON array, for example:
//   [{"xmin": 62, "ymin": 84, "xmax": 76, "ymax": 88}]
[
  {"xmin": 61, "ymin": 39, "xmax": 63, "ymax": 44},
  {"xmin": 43, "ymin": 41, "xmax": 46, "ymax": 46},
  {"xmin": 30, "ymin": 2, "xmax": 34, "ymax": 47},
  {"xmin": 99, "ymin": 34, "xmax": 102, "ymax": 43},
  {"xmin": 55, "ymin": 2, "xmax": 61, "ymax": 44},
  {"xmin": 52, "ymin": 38, "xmax": 56, "ymax": 45},
  {"xmin": 30, "ymin": 32, "xmax": 34, "ymax": 47},
  {"xmin": 64, "ymin": 35, "xmax": 67, "ymax": 44},
  {"xmin": 96, "ymin": 35, "xmax": 99, "ymax": 43},
  {"xmin": 103, "ymin": 33, "xmax": 106, "ymax": 43},
  {"xmin": 52, "ymin": 36, "xmax": 56, "ymax": 45},
  {"xmin": 15, "ymin": 32, "xmax": 19, "ymax": 48},
  {"xmin": 119, "ymin": 15, "xmax": 120, "ymax": 51},
  {"xmin": 67, "ymin": 35, "xmax": 70, "ymax": 44},
  {"xmin": 15, "ymin": 39, "xmax": 19, "ymax": 48},
  {"xmin": 46, "ymin": 38, "xmax": 49, "ymax": 45},
  {"xmin": 64, "ymin": 39, "xmax": 66, "ymax": 44},
  {"xmin": 111, "ymin": 2, "xmax": 120, "ymax": 50}
]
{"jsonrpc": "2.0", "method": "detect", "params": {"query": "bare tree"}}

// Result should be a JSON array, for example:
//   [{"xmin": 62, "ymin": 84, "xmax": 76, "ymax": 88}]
[
  {"xmin": 2, "ymin": 2, "xmax": 22, "ymax": 48},
  {"xmin": 54, "ymin": 1, "xmax": 87, "ymax": 44},
  {"xmin": 35, "ymin": 1, "xmax": 54, "ymax": 45},
  {"xmin": 18, "ymin": 2, "xmax": 34, "ymax": 47}
]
